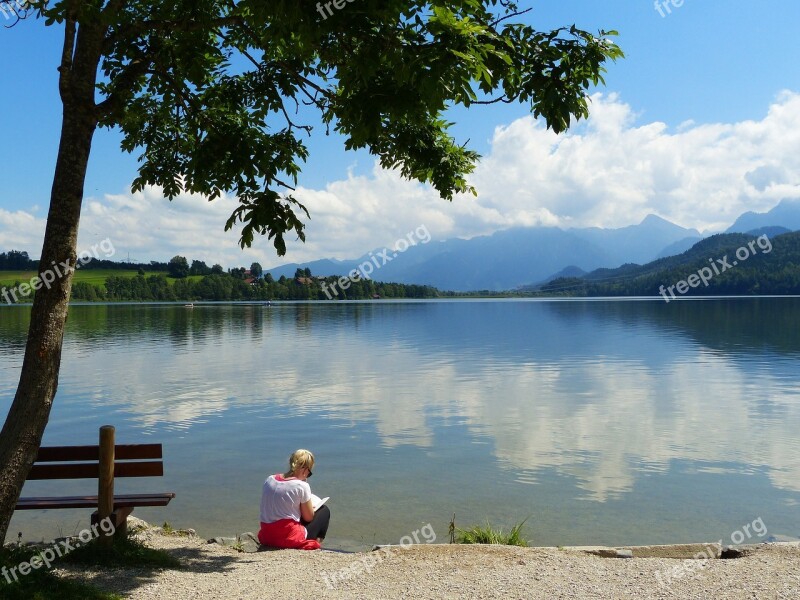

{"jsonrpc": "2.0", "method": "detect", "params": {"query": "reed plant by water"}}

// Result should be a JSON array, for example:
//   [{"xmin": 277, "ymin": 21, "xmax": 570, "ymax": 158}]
[{"xmin": 455, "ymin": 518, "xmax": 529, "ymax": 547}]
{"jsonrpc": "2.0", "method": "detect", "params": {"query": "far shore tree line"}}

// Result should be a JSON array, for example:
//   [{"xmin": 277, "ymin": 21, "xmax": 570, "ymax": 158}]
[
  {"xmin": 0, "ymin": 249, "xmax": 174, "ymax": 273},
  {"xmin": 96, "ymin": 272, "xmax": 439, "ymax": 301},
  {"xmin": 0, "ymin": 252, "xmax": 439, "ymax": 302},
  {"xmin": 0, "ymin": 251, "xmax": 38, "ymax": 271}
]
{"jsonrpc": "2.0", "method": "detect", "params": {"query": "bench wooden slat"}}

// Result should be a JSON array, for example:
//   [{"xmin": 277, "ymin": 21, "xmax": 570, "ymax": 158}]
[
  {"xmin": 36, "ymin": 444, "xmax": 163, "ymax": 462},
  {"xmin": 114, "ymin": 461, "xmax": 164, "ymax": 478},
  {"xmin": 16, "ymin": 493, "xmax": 175, "ymax": 510},
  {"xmin": 28, "ymin": 461, "xmax": 164, "ymax": 480}
]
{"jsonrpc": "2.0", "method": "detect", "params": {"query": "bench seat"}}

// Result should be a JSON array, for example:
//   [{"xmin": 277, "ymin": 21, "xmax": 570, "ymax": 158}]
[{"xmin": 16, "ymin": 492, "xmax": 175, "ymax": 510}]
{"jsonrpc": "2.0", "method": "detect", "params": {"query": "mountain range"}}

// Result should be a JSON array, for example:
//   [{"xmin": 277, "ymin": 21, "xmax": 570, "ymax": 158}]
[
  {"xmin": 267, "ymin": 198, "xmax": 800, "ymax": 292},
  {"xmin": 537, "ymin": 230, "xmax": 800, "ymax": 297},
  {"xmin": 726, "ymin": 199, "xmax": 800, "ymax": 233}
]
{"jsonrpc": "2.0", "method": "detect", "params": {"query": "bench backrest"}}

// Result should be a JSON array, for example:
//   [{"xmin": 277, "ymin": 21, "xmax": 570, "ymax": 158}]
[{"xmin": 28, "ymin": 444, "xmax": 164, "ymax": 480}]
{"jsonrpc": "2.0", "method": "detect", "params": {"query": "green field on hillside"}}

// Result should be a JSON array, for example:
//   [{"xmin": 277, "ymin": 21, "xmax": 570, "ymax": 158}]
[{"xmin": 0, "ymin": 269, "xmax": 194, "ymax": 289}]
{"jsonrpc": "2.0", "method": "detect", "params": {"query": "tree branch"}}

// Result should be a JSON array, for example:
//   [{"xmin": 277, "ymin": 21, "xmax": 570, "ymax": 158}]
[
  {"xmin": 57, "ymin": 4, "xmax": 78, "ymax": 101},
  {"xmin": 489, "ymin": 6, "xmax": 532, "ymax": 29},
  {"xmin": 95, "ymin": 56, "xmax": 152, "ymax": 119},
  {"xmin": 471, "ymin": 95, "xmax": 513, "ymax": 105},
  {"xmin": 104, "ymin": 15, "xmax": 243, "ymax": 49}
]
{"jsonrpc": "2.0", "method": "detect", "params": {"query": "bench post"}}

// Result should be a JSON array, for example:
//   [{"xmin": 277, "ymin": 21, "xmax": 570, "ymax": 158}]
[{"xmin": 98, "ymin": 425, "xmax": 115, "ymax": 546}]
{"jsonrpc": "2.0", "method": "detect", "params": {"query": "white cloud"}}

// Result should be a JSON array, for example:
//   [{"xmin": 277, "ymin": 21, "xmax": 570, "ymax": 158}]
[
  {"xmin": 472, "ymin": 91, "xmax": 800, "ymax": 233},
  {"xmin": 0, "ymin": 208, "xmax": 45, "ymax": 253},
  {"xmin": 3, "ymin": 91, "xmax": 800, "ymax": 267}
]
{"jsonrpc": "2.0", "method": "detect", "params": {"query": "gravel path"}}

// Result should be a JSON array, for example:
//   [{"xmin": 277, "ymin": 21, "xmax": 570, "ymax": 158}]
[{"xmin": 56, "ymin": 530, "xmax": 800, "ymax": 599}]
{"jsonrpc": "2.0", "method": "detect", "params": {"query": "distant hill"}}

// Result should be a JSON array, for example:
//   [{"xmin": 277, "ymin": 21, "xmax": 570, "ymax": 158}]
[
  {"xmin": 537, "ymin": 265, "xmax": 587, "ymax": 285},
  {"xmin": 538, "ymin": 231, "xmax": 800, "ymax": 297},
  {"xmin": 569, "ymin": 214, "xmax": 701, "ymax": 265},
  {"xmin": 267, "ymin": 215, "xmax": 701, "ymax": 291},
  {"xmin": 744, "ymin": 226, "xmax": 791, "ymax": 238},
  {"xmin": 656, "ymin": 236, "xmax": 705, "ymax": 259},
  {"xmin": 727, "ymin": 198, "xmax": 800, "ymax": 233}
]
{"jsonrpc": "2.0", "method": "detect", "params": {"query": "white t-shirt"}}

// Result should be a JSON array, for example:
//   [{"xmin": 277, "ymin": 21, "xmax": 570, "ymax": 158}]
[{"xmin": 260, "ymin": 474, "xmax": 311, "ymax": 524}]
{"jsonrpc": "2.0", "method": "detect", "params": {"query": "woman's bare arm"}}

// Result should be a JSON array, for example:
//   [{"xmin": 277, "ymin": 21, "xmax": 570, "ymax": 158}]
[{"xmin": 300, "ymin": 499, "xmax": 314, "ymax": 523}]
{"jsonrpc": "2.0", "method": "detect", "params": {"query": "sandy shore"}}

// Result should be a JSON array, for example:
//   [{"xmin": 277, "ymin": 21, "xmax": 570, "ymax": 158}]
[{"xmin": 54, "ymin": 527, "xmax": 800, "ymax": 599}]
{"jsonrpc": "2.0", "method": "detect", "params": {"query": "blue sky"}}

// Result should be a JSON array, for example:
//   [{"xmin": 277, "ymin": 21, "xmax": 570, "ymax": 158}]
[{"xmin": 1, "ymin": 0, "xmax": 800, "ymax": 268}]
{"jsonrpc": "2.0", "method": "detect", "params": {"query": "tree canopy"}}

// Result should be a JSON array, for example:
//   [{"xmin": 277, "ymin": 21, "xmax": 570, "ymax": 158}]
[
  {"xmin": 17, "ymin": 0, "xmax": 620, "ymax": 254},
  {"xmin": 167, "ymin": 255, "xmax": 190, "ymax": 278}
]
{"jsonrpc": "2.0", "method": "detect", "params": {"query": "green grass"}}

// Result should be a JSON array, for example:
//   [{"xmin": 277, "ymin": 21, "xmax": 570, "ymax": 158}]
[
  {"xmin": 0, "ymin": 269, "xmax": 145, "ymax": 288},
  {"xmin": 0, "ymin": 270, "xmax": 201, "ymax": 290},
  {"xmin": 0, "ymin": 546, "xmax": 122, "ymax": 600},
  {"xmin": 0, "ymin": 531, "xmax": 180, "ymax": 599},
  {"xmin": 455, "ymin": 519, "xmax": 529, "ymax": 547},
  {"xmin": 161, "ymin": 521, "xmax": 176, "ymax": 535},
  {"xmin": 0, "ymin": 270, "xmax": 37, "ymax": 288},
  {"xmin": 68, "ymin": 270, "xmax": 148, "ymax": 286}
]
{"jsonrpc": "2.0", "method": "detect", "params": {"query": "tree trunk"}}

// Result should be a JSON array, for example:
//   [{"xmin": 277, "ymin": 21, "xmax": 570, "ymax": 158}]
[{"xmin": 0, "ymin": 16, "xmax": 103, "ymax": 543}]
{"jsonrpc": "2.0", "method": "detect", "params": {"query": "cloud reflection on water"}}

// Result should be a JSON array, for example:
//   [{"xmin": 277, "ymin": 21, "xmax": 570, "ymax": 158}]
[{"xmin": 2, "ymin": 300, "xmax": 799, "ymax": 504}]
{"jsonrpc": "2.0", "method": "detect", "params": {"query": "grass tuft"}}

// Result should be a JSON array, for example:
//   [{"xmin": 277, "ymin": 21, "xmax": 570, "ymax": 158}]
[{"xmin": 455, "ymin": 518, "xmax": 529, "ymax": 547}]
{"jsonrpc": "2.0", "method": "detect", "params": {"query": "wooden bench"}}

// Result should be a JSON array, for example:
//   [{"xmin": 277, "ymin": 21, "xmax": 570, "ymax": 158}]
[{"xmin": 16, "ymin": 425, "xmax": 175, "ymax": 544}]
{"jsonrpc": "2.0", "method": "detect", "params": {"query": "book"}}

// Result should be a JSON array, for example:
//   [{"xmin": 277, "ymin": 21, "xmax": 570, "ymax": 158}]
[{"xmin": 311, "ymin": 493, "xmax": 329, "ymax": 512}]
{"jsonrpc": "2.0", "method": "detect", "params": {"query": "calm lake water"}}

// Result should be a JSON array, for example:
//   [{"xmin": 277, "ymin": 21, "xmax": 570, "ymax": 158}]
[{"xmin": 1, "ymin": 298, "xmax": 799, "ymax": 550}]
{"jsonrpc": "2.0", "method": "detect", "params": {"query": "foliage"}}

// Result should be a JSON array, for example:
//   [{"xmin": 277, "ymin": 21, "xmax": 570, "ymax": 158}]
[
  {"xmin": 190, "ymin": 260, "xmax": 212, "ymax": 276},
  {"xmin": 17, "ymin": 0, "xmax": 621, "ymax": 256},
  {"xmin": 455, "ymin": 519, "xmax": 529, "ymax": 547},
  {"xmin": 167, "ymin": 256, "xmax": 190, "ymax": 279},
  {"xmin": 0, "ymin": 256, "xmax": 169, "ymax": 274},
  {"xmin": 0, "ymin": 251, "xmax": 37, "ymax": 271},
  {"xmin": 81, "ymin": 270, "xmax": 441, "ymax": 301}
]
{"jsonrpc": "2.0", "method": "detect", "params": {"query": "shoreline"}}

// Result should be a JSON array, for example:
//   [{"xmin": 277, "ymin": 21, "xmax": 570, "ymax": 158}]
[
  {"xmin": 49, "ymin": 521, "xmax": 800, "ymax": 599},
  {"xmin": 5, "ymin": 295, "xmax": 800, "ymax": 307}
]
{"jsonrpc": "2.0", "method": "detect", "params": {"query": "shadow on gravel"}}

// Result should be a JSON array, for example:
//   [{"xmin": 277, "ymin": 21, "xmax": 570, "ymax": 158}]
[{"xmin": 57, "ymin": 545, "xmax": 241, "ymax": 597}]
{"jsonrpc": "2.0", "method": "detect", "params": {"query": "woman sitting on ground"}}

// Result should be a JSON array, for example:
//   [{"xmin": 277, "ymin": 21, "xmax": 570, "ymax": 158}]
[{"xmin": 258, "ymin": 449, "xmax": 331, "ymax": 550}]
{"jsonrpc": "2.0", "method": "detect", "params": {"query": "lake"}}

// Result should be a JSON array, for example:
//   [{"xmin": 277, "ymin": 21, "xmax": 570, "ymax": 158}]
[{"xmin": 1, "ymin": 298, "xmax": 799, "ymax": 551}]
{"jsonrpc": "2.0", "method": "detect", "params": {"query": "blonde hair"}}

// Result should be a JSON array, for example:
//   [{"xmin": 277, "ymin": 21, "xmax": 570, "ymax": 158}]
[{"xmin": 287, "ymin": 449, "xmax": 314, "ymax": 474}]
